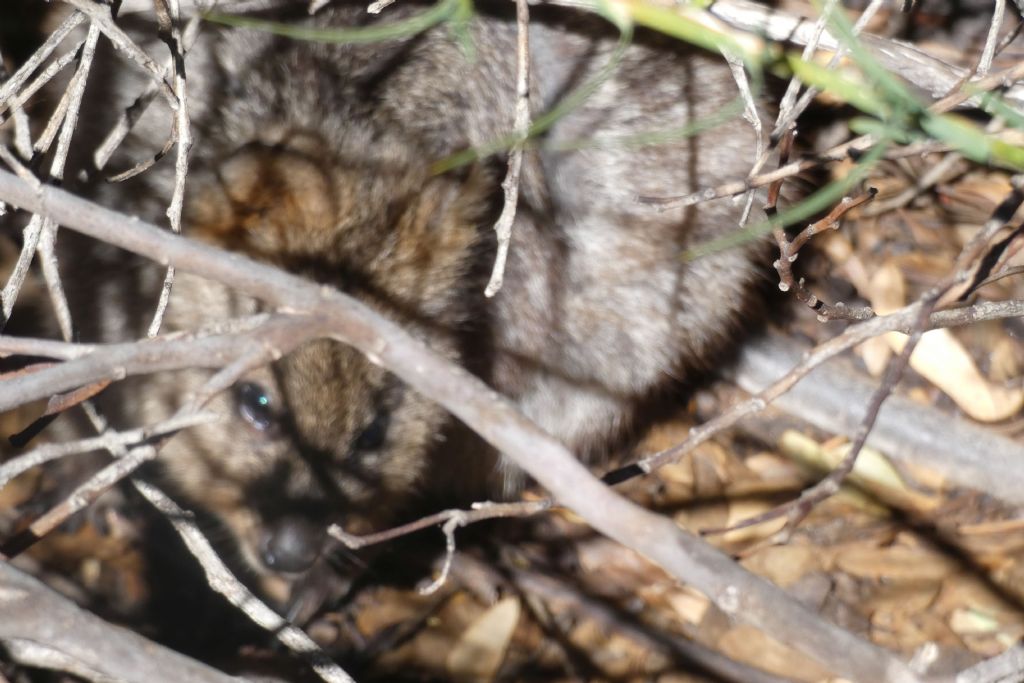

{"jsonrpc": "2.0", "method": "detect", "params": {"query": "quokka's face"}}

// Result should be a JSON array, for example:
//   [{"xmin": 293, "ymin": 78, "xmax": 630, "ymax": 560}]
[
  {"xmin": 146, "ymin": 129, "xmax": 488, "ymax": 580},
  {"xmin": 153, "ymin": 337, "xmax": 449, "ymax": 576}
]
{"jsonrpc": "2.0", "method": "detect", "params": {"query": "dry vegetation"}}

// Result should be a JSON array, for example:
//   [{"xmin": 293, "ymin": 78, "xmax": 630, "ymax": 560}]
[{"xmin": 3, "ymin": 0, "xmax": 1024, "ymax": 682}]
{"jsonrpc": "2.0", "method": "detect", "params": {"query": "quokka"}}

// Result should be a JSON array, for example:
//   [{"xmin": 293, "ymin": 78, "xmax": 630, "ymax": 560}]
[{"xmin": 48, "ymin": 0, "xmax": 767, "ymax": 596}]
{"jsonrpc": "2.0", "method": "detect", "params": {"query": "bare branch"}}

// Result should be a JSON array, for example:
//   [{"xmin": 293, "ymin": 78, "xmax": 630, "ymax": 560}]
[
  {"xmin": 329, "ymin": 499, "xmax": 550, "ymax": 550},
  {"xmin": 772, "ymin": 184, "xmax": 878, "ymax": 322},
  {"xmin": 638, "ymin": 137, "xmax": 946, "ymax": 212},
  {"xmin": 148, "ymin": 0, "xmax": 193, "ymax": 336},
  {"xmin": 0, "ymin": 562, "xmax": 243, "ymax": 683},
  {"xmin": 956, "ymin": 645, "xmax": 1024, "ymax": 683},
  {"xmin": 329, "ymin": 499, "xmax": 550, "ymax": 595},
  {"xmin": 733, "ymin": 331, "xmax": 1024, "ymax": 507},
  {"xmin": 92, "ymin": 15, "xmax": 200, "ymax": 172},
  {"xmin": 60, "ymin": 0, "xmax": 178, "ymax": 108},
  {"xmin": 0, "ymin": 315, "xmax": 321, "ymax": 412},
  {"xmin": 626, "ymin": 298, "xmax": 1024, "ymax": 479},
  {"xmin": 0, "ymin": 412, "xmax": 216, "ymax": 490},
  {"xmin": 0, "ymin": 11, "xmax": 85, "ymax": 117},
  {"xmin": 977, "ymin": 0, "xmax": 1006, "ymax": 79}
]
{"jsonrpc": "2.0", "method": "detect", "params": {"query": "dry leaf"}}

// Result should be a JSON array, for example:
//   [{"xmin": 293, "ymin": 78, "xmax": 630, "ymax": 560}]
[
  {"xmin": 741, "ymin": 544, "xmax": 822, "ymax": 588},
  {"xmin": 949, "ymin": 608, "xmax": 1000, "ymax": 636},
  {"xmin": 778, "ymin": 430, "xmax": 939, "ymax": 514},
  {"xmin": 858, "ymin": 261, "xmax": 906, "ymax": 375},
  {"xmin": 717, "ymin": 625, "xmax": 832, "ymax": 682},
  {"xmin": 446, "ymin": 597, "xmax": 520, "ymax": 682},
  {"xmin": 722, "ymin": 499, "xmax": 787, "ymax": 544},
  {"xmin": 864, "ymin": 261, "xmax": 1023, "ymax": 421},
  {"xmin": 886, "ymin": 327, "xmax": 1024, "ymax": 422},
  {"xmin": 667, "ymin": 588, "xmax": 710, "ymax": 625},
  {"xmin": 834, "ymin": 545, "xmax": 956, "ymax": 583}
]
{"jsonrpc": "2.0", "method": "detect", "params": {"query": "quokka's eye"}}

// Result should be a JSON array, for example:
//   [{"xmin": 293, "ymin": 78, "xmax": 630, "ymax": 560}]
[
  {"xmin": 235, "ymin": 382, "xmax": 275, "ymax": 431},
  {"xmin": 354, "ymin": 412, "xmax": 389, "ymax": 451}
]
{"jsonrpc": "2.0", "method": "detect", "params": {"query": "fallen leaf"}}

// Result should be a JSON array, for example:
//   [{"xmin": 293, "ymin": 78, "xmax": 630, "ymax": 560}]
[
  {"xmin": 446, "ymin": 597, "xmax": 520, "ymax": 682},
  {"xmin": 860, "ymin": 261, "xmax": 1023, "ymax": 420},
  {"xmin": 886, "ymin": 327, "xmax": 1024, "ymax": 422},
  {"xmin": 834, "ymin": 545, "xmax": 956, "ymax": 582},
  {"xmin": 858, "ymin": 261, "xmax": 905, "ymax": 375}
]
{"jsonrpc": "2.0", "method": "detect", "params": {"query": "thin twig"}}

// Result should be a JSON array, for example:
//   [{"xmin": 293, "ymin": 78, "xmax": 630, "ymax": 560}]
[
  {"xmin": 0, "ymin": 50, "xmax": 34, "ymax": 161},
  {"xmin": 768, "ymin": 0, "xmax": 839, "ymax": 152},
  {"xmin": 1, "ymin": 214, "xmax": 45, "ymax": 328},
  {"xmin": 0, "ymin": 412, "xmax": 216, "ymax": 490},
  {"xmin": 0, "ymin": 314, "xmax": 321, "ymax": 412},
  {"xmin": 93, "ymin": 16, "xmax": 200, "ymax": 171},
  {"xmin": 977, "ymin": 0, "xmax": 1006, "ymax": 79},
  {"xmin": 147, "ymin": 0, "xmax": 192, "ymax": 337},
  {"xmin": 329, "ymin": 499, "xmax": 550, "ymax": 595},
  {"xmin": 484, "ymin": 0, "xmax": 531, "ymax": 298},
  {"xmin": 30, "ymin": 23, "xmax": 102, "ymax": 342},
  {"xmin": 723, "ymin": 48, "xmax": 761, "ymax": 227},
  {"xmin": 132, "ymin": 480, "xmax": 356, "ymax": 683},
  {"xmin": 60, "ymin": 0, "xmax": 178, "ymax": 109},
  {"xmin": 329, "ymin": 499, "xmax": 550, "ymax": 549},
  {"xmin": 762, "ymin": 129, "xmax": 876, "ymax": 321},
  {"xmin": 773, "ymin": 187, "xmax": 879, "ymax": 321},
  {"xmin": 0, "ymin": 11, "xmax": 85, "ymax": 116},
  {"xmin": 639, "ymin": 136, "xmax": 945, "ymax": 212},
  {"xmin": 773, "ymin": 0, "xmax": 885, "ymax": 142},
  {"xmin": 0, "ymin": 40, "xmax": 88, "ymax": 129},
  {"xmin": 0, "ymin": 441, "xmax": 160, "ymax": 559},
  {"xmin": 862, "ymin": 151, "xmax": 965, "ymax": 216}
]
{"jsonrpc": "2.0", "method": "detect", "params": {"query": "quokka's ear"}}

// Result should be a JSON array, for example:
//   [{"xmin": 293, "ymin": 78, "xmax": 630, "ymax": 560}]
[
  {"xmin": 186, "ymin": 131, "xmax": 494, "ymax": 318},
  {"xmin": 186, "ymin": 132, "xmax": 339, "ymax": 259},
  {"xmin": 375, "ymin": 163, "xmax": 492, "ymax": 313}
]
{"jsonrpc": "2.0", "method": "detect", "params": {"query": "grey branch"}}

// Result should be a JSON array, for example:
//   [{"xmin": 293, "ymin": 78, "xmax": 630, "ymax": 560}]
[
  {"xmin": 0, "ymin": 562, "xmax": 244, "ymax": 683},
  {"xmin": 733, "ymin": 333, "xmax": 1024, "ymax": 507}
]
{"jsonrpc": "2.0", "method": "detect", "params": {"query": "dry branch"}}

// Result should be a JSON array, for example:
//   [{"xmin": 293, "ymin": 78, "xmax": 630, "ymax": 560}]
[
  {"xmin": 956, "ymin": 645, "xmax": 1024, "ymax": 683},
  {"xmin": 0, "ymin": 412, "xmax": 215, "ymax": 490},
  {"xmin": 709, "ymin": 0, "xmax": 1024, "ymax": 110},
  {"xmin": 0, "ymin": 314, "xmax": 322, "ymax": 412},
  {"xmin": 0, "ymin": 167, "xmax": 926, "ymax": 683},
  {"xmin": 733, "ymin": 333, "xmax": 1024, "ymax": 507},
  {"xmin": 0, "ymin": 562, "xmax": 243, "ymax": 683}
]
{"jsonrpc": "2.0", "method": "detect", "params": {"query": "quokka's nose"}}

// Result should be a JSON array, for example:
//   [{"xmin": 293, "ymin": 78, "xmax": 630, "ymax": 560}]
[{"xmin": 260, "ymin": 517, "xmax": 325, "ymax": 573}]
